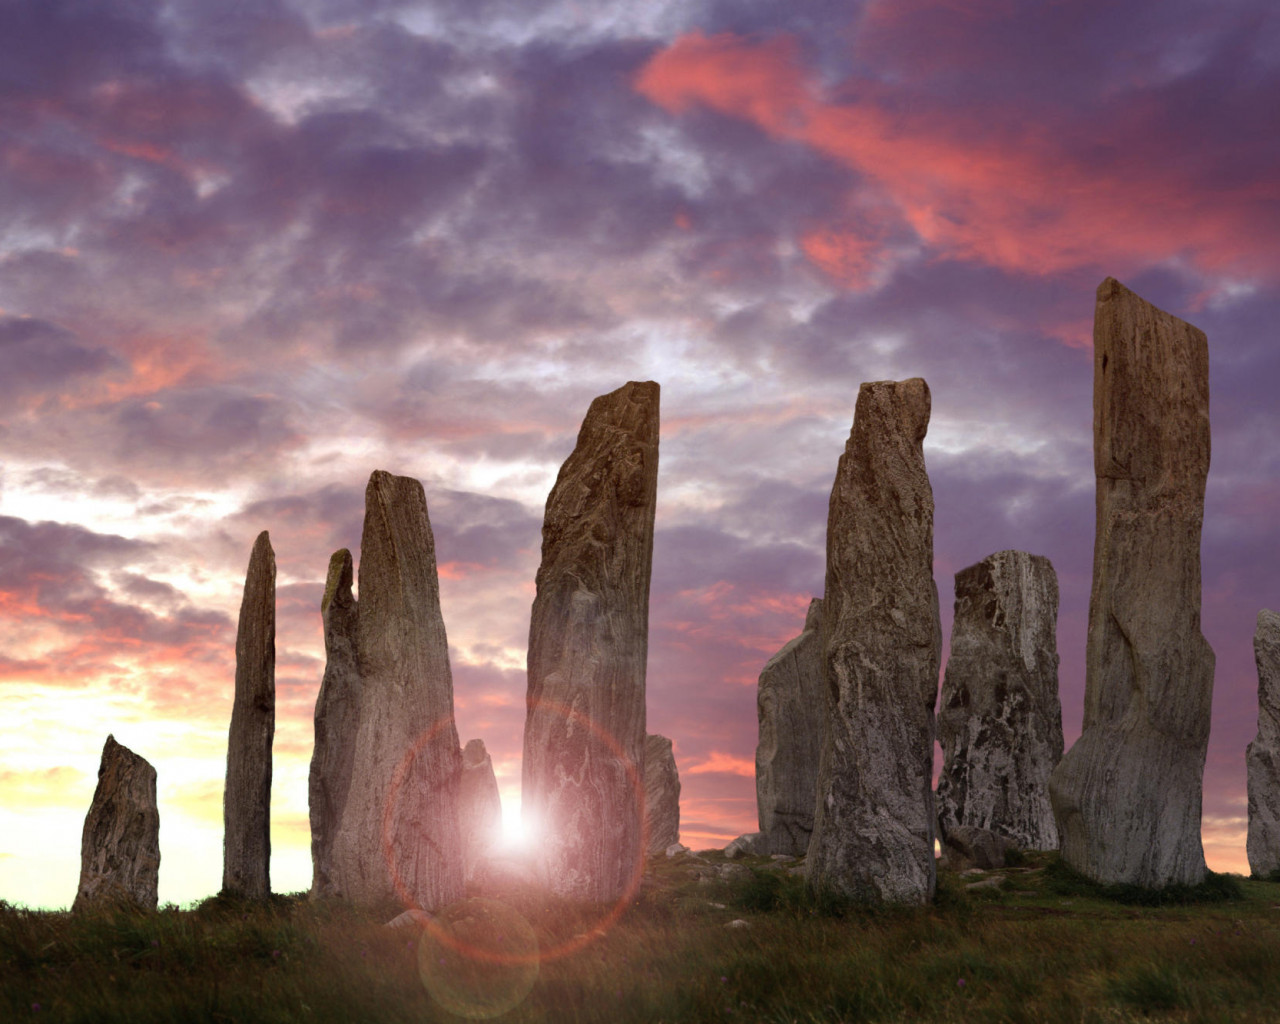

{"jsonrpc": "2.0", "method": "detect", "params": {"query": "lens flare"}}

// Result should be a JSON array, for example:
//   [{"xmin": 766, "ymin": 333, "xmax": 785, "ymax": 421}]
[
  {"xmin": 380, "ymin": 700, "xmax": 649, "ymax": 967},
  {"xmin": 417, "ymin": 898, "xmax": 539, "ymax": 1019}
]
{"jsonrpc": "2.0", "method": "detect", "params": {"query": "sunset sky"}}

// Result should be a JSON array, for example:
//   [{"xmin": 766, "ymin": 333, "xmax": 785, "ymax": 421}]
[{"xmin": 3, "ymin": 0, "xmax": 1278, "ymax": 910}]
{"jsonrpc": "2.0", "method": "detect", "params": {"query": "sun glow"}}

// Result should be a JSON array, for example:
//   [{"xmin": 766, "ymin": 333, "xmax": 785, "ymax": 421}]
[{"xmin": 497, "ymin": 799, "xmax": 538, "ymax": 854}]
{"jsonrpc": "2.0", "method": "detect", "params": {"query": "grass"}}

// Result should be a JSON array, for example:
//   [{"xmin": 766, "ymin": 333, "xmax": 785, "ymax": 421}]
[{"xmin": 4, "ymin": 850, "xmax": 1280, "ymax": 1023}]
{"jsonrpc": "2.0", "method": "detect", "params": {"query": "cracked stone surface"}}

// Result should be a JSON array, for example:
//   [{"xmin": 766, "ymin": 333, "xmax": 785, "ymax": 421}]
[
  {"xmin": 1049, "ymin": 277, "xmax": 1214, "ymax": 889},
  {"xmin": 756, "ymin": 598, "xmax": 824, "ymax": 857},
  {"xmin": 522, "ymin": 381, "xmax": 659, "ymax": 901},
  {"xmin": 935, "ymin": 550, "xmax": 1063, "ymax": 852},
  {"xmin": 327, "ymin": 471, "xmax": 465, "ymax": 911},
  {"xmin": 223, "ymin": 530, "xmax": 275, "ymax": 899},
  {"xmin": 74, "ymin": 735, "xmax": 160, "ymax": 913},
  {"xmin": 806, "ymin": 378, "xmax": 942, "ymax": 904},
  {"xmin": 1248, "ymin": 610, "xmax": 1280, "ymax": 877}
]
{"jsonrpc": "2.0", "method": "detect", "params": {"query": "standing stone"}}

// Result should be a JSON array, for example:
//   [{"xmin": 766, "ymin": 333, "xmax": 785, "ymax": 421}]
[
  {"xmin": 223, "ymin": 530, "xmax": 275, "ymax": 898},
  {"xmin": 644, "ymin": 733, "xmax": 681, "ymax": 856},
  {"xmin": 73, "ymin": 735, "xmax": 160, "ymax": 913},
  {"xmin": 756, "ymin": 598, "xmax": 824, "ymax": 857},
  {"xmin": 522, "ymin": 381, "xmax": 659, "ymax": 901},
  {"xmin": 806, "ymin": 378, "xmax": 941, "ymax": 904},
  {"xmin": 309, "ymin": 549, "xmax": 361, "ymax": 899},
  {"xmin": 935, "ymin": 551, "xmax": 1063, "ymax": 851},
  {"xmin": 329, "ymin": 471, "xmax": 466, "ymax": 911},
  {"xmin": 1049, "ymin": 277, "xmax": 1213, "ymax": 889},
  {"xmin": 459, "ymin": 739, "xmax": 503, "ymax": 881},
  {"xmin": 1247, "ymin": 610, "xmax": 1280, "ymax": 877}
]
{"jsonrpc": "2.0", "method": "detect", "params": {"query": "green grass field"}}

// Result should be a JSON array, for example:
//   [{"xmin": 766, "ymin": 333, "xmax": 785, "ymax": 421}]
[{"xmin": 4, "ymin": 850, "xmax": 1279, "ymax": 1023}]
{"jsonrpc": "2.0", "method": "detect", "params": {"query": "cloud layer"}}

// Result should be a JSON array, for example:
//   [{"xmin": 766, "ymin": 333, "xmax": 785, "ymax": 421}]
[{"xmin": 1, "ymin": 0, "xmax": 1277, "ymax": 907}]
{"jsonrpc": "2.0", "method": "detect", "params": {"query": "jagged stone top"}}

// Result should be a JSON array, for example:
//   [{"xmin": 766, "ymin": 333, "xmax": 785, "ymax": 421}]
[
  {"xmin": 759, "ymin": 598, "xmax": 822, "ymax": 677},
  {"xmin": 235, "ymin": 530, "xmax": 276, "ymax": 698},
  {"xmin": 101, "ymin": 733, "xmax": 154, "ymax": 777},
  {"xmin": 1257, "ymin": 609, "xmax": 1280, "ymax": 719},
  {"xmin": 322, "ymin": 548, "xmax": 354, "ymax": 617},
  {"xmin": 463, "ymin": 738, "xmax": 491, "ymax": 769},
  {"xmin": 953, "ymin": 550, "xmax": 1056, "ymax": 676},
  {"xmin": 1093, "ymin": 276, "xmax": 1210, "ymax": 502},
  {"xmin": 541, "ymin": 381, "xmax": 660, "ymax": 529},
  {"xmin": 357, "ymin": 469, "xmax": 450, "ymax": 681}
]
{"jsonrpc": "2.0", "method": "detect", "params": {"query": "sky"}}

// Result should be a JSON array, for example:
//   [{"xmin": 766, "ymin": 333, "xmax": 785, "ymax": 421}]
[{"xmin": 1, "ymin": 0, "xmax": 1278, "ymax": 911}]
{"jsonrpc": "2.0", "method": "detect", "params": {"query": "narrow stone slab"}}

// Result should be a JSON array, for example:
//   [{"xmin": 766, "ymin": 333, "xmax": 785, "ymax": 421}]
[
  {"xmin": 522, "ymin": 381, "xmax": 660, "ymax": 901},
  {"xmin": 459, "ymin": 738, "xmax": 503, "ymax": 881},
  {"xmin": 308, "ymin": 548, "xmax": 361, "ymax": 899},
  {"xmin": 73, "ymin": 735, "xmax": 160, "ymax": 913},
  {"xmin": 329, "ymin": 471, "xmax": 465, "ymax": 911},
  {"xmin": 1247, "ymin": 610, "xmax": 1280, "ymax": 877},
  {"xmin": 1048, "ymin": 277, "xmax": 1214, "ymax": 888},
  {"xmin": 643, "ymin": 733, "xmax": 681, "ymax": 856},
  {"xmin": 936, "ymin": 550, "xmax": 1063, "ymax": 851},
  {"xmin": 223, "ymin": 529, "xmax": 275, "ymax": 898},
  {"xmin": 806, "ymin": 378, "xmax": 941, "ymax": 904},
  {"xmin": 756, "ymin": 598, "xmax": 824, "ymax": 857}
]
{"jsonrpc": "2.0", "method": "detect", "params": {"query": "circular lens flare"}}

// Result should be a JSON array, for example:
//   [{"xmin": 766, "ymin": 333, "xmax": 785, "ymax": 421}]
[
  {"xmin": 418, "ymin": 898, "xmax": 539, "ymax": 1019},
  {"xmin": 381, "ymin": 699, "xmax": 649, "ymax": 965}
]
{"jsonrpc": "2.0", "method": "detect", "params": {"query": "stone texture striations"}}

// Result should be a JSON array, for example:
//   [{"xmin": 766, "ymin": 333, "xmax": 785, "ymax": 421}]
[
  {"xmin": 1049, "ymin": 277, "xmax": 1214, "ymax": 888},
  {"xmin": 756, "ymin": 598, "xmax": 824, "ymax": 857},
  {"xmin": 459, "ymin": 738, "xmax": 503, "ymax": 881},
  {"xmin": 327, "ymin": 471, "xmax": 466, "ymax": 911},
  {"xmin": 73, "ymin": 735, "xmax": 160, "ymax": 913},
  {"xmin": 308, "ymin": 548, "xmax": 362, "ymax": 899},
  {"xmin": 643, "ymin": 733, "xmax": 681, "ymax": 856},
  {"xmin": 935, "ymin": 551, "xmax": 1063, "ymax": 851},
  {"xmin": 806, "ymin": 378, "xmax": 942, "ymax": 904},
  {"xmin": 522, "ymin": 381, "xmax": 659, "ymax": 901},
  {"xmin": 223, "ymin": 530, "xmax": 276, "ymax": 898},
  {"xmin": 1247, "ymin": 610, "xmax": 1280, "ymax": 877}
]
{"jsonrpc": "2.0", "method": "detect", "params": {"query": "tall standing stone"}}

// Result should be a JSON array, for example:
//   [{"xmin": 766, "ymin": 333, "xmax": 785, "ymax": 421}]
[
  {"xmin": 643, "ymin": 733, "xmax": 681, "ymax": 856},
  {"xmin": 806, "ymin": 378, "xmax": 941, "ymax": 904},
  {"xmin": 935, "ymin": 550, "xmax": 1063, "ymax": 851},
  {"xmin": 73, "ymin": 735, "xmax": 160, "ymax": 913},
  {"xmin": 1049, "ymin": 277, "xmax": 1213, "ymax": 888},
  {"xmin": 459, "ymin": 738, "xmax": 503, "ymax": 881},
  {"xmin": 309, "ymin": 548, "xmax": 361, "ymax": 899},
  {"xmin": 328, "ymin": 471, "xmax": 465, "ymax": 911},
  {"xmin": 223, "ymin": 530, "xmax": 275, "ymax": 898},
  {"xmin": 756, "ymin": 598, "xmax": 824, "ymax": 857},
  {"xmin": 1247, "ymin": 610, "xmax": 1280, "ymax": 877},
  {"xmin": 522, "ymin": 381, "xmax": 659, "ymax": 901}
]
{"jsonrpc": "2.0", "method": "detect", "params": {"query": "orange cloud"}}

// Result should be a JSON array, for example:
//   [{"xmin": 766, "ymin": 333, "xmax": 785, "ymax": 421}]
[
  {"xmin": 636, "ymin": 31, "xmax": 1280, "ymax": 287},
  {"xmin": 634, "ymin": 31, "xmax": 812, "ymax": 133},
  {"xmin": 686, "ymin": 751, "xmax": 755, "ymax": 777}
]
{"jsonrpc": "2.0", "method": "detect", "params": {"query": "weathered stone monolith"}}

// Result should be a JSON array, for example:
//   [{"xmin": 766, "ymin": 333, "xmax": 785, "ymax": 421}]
[
  {"xmin": 1048, "ymin": 277, "xmax": 1213, "ymax": 888},
  {"xmin": 522, "ymin": 381, "xmax": 659, "ymax": 901},
  {"xmin": 805, "ymin": 378, "xmax": 941, "ymax": 904},
  {"xmin": 756, "ymin": 598, "xmax": 824, "ymax": 856},
  {"xmin": 1247, "ymin": 610, "xmax": 1280, "ymax": 877},
  {"xmin": 935, "ymin": 551, "xmax": 1063, "ymax": 851},
  {"xmin": 328, "ymin": 470, "xmax": 465, "ymax": 911},
  {"xmin": 644, "ymin": 733, "xmax": 681, "ymax": 856},
  {"xmin": 459, "ymin": 739, "xmax": 503, "ymax": 881},
  {"xmin": 308, "ymin": 549, "xmax": 361, "ymax": 899},
  {"xmin": 223, "ymin": 529, "xmax": 275, "ymax": 898},
  {"xmin": 73, "ymin": 735, "xmax": 160, "ymax": 913}
]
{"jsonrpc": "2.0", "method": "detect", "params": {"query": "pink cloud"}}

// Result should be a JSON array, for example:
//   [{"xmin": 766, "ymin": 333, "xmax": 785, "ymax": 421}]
[
  {"xmin": 636, "ymin": 30, "xmax": 1280, "ymax": 290},
  {"xmin": 685, "ymin": 750, "xmax": 755, "ymax": 777}
]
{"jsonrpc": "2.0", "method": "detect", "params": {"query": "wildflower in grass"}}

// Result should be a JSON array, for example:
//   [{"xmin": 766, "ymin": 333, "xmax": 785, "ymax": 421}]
[
  {"xmin": 151, "ymin": 939, "xmax": 159, "ymax": 947},
  {"xmin": 720, "ymin": 976, "xmax": 728, "ymax": 983},
  {"xmin": 958, "ymin": 978, "xmax": 966, "ymax": 989},
  {"xmin": 272, "ymin": 950, "xmax": 281, "ymax": 959},
  {"xmin": 31, "ymin": 1004, "xmax": 40, "ymax": 1012}
]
